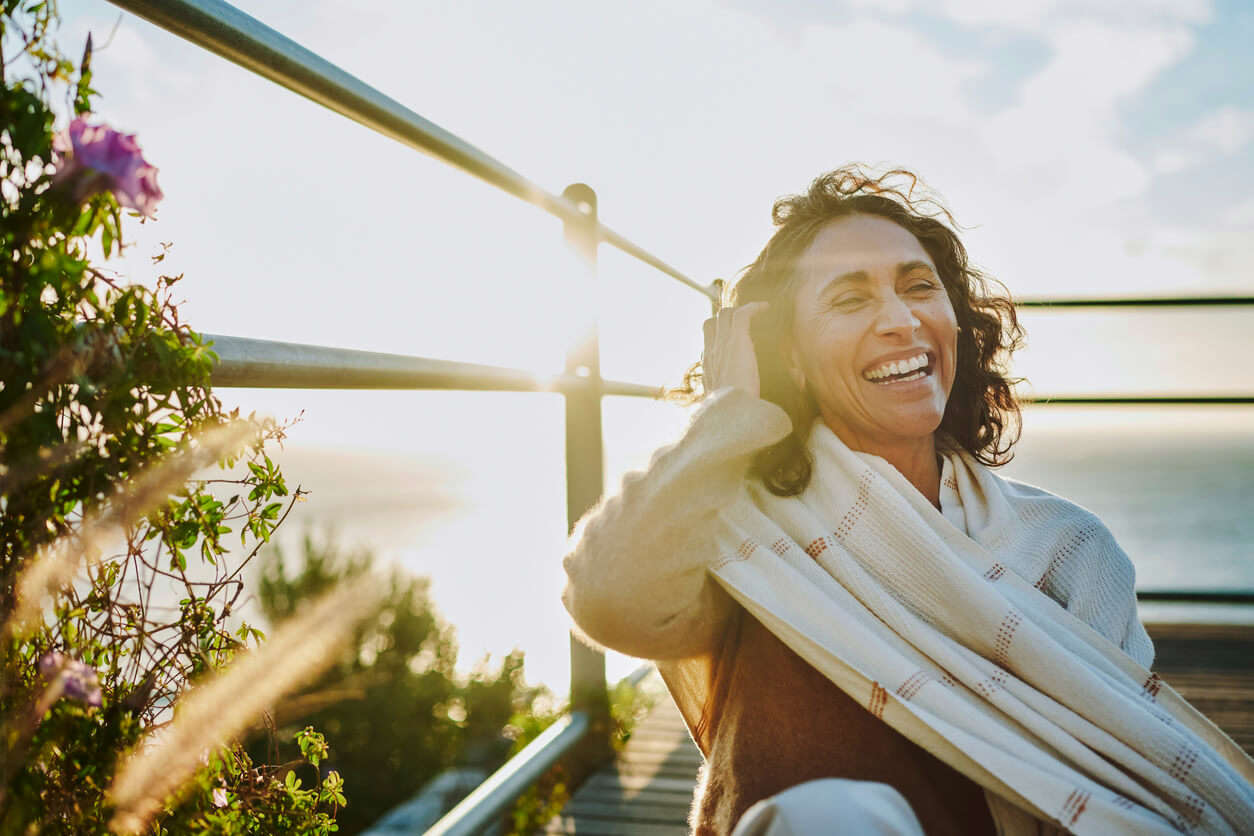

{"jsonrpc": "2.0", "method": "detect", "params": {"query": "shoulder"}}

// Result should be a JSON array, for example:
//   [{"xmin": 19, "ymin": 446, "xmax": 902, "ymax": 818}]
[
  {"xmin": 996, "ymin": 475, "xmax": 1126, "ymax": 582},
  {"xmin": 993, "ymin": 474, "xmax": 1154, "ymax": 666},
  {"xmin": 998, "ymin": 476, "xmax": 1117, "ymax": 552}
]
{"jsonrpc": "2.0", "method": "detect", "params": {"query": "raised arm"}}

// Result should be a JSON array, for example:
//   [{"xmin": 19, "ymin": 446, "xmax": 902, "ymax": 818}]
[
  {"xmin": 562, "ymin": 302, "xmax": 789, "ymax": 660},
  {"xmin": 562, "ymin": 386, "xmax": 791, "ymax": 659}
]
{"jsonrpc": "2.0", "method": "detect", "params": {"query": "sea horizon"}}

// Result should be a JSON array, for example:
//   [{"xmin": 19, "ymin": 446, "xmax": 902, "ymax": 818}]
[{"xmin": 211, "ymin": 401, "xmax": 1253, "ymax": 696}]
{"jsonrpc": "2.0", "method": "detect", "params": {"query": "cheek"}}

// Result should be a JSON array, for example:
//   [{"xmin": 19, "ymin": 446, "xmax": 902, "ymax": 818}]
[
  {"xmin": 929, "ymin": 304, "xmax": 959, "ymax": 352},
  {"xmin": 921, "ymin": 303, "xmax": 959, "ymax": 386},
  {"xmin": 810, "ymin": 336, "xmax": 866, "ymax": 396},
  {"xmin": 943, "ymin": 323, "xmax": 960, "ymax": 391},
  {"xmin": 806, "ymin": 325, "xmax": 844, "ymax": 366}
]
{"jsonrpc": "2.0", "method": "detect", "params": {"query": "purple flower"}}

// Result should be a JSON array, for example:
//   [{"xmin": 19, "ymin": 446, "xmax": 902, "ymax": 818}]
[
  {"xmin": 212, "ymin": 786, "xmax": 229, "ymax": 808},
  {"xmin": 37, "ymin": 651, "xmax": 66, "ymax": 678},
  {"xmin": 52, "ymin": 117, "xmax": 163, "ymax": 217},
  {"xmin": 38, "ymin": 651, "xmax": 103, "ymax": 708}
]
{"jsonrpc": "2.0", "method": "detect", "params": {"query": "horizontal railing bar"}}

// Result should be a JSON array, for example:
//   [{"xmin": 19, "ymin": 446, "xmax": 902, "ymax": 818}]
[
  {"xmin": 207, "ymin": 335, "xmax": 1252, "ymax": 404},
  {"xmin": 106, "ymin": 0, "xmax": 718, "ymax": 304},
  {"xmin": 1021, "ymin": 396, "xmax": 1254, "ymax": 405},
  {"xmin": 598, "ymin": 227, "xmax": 715, "ymax": 297},
  {"xmin": 204, "ymin": 334, "xmax": 662, "ymax": 397},
  {"xmin": 1016, "ymin": 295, "xmax": 1254, "ymax": 308},
  {"xmin": 1137, "ymin": 590, "xmax": 1254, "ymax": 605},
  {"xmin": 426, "ymin": 711, "xmax": 589, "ymax": 836}
]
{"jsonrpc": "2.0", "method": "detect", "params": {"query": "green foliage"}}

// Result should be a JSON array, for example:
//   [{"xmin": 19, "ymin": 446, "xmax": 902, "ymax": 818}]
[
  {"xmin": 250, "ymin": 536, "xmax": 551, "ymax": 834},
  {"xmin": 503, "ymin": 701, "xmax": 570, "ymax": 836},
  {"xmin": 252, "ymin": 535, "xmax": 662, "ymax": 834},
  {"xmin": 153, "ymin": 735, "xmax": 342, "ymax": 836},
  {"xmin": 609, "ymin": 675, "xmax": 657, "ymax": 752},
  {"xmin": 0, "ymin": 5, "xmax": 341, "ymax": 832}
]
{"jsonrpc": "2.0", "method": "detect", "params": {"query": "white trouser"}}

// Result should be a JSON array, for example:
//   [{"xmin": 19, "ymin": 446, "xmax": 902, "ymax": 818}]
[{"xmin": 730, "ymin": 779, "xmax": 926, "ymax": 835}]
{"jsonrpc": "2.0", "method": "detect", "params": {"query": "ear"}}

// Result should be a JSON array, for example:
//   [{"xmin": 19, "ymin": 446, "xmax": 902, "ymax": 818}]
[{"xmin": 785, "ymin": 341, "xmax": 806, "ymax": 392}]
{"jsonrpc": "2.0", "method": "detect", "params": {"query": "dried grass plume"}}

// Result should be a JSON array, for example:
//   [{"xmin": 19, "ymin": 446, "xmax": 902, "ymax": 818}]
[
  {"xmin": 108, "ymin": 574, "xmax": 382, "ymax": 833},
  {"xmin": 7, "ymin": 420, "xmax": 259, "ymax": 636}
]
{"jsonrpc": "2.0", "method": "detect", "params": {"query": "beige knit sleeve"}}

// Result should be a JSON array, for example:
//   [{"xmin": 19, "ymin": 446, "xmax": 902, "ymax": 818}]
[{"xmin": 562, "ymin": 387, "xmax": 792, "ymax": 660}]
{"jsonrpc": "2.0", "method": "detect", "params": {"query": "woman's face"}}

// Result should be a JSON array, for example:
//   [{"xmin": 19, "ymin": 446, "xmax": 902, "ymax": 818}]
[{"xmin": 788, "ymin": 214, "xmax": 958, "ymax": 454}]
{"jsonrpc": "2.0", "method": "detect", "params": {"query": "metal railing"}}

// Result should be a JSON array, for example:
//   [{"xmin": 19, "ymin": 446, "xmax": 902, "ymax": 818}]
[
  {"xmin": 205, "ymin": 334, "xmax": 661, "ymax": 397},
  {"xmin": 1016, "ymin": 295, "xmax": 1254, "ymax": 308},
  {"xmin": 105, "ymin": 0, "xmax": 1254, "ymax": 832},
  {"xmin": 105, "ymin": 2, "xmax": 703, "ymax": 829},
  {"xmin": 424, "ymin": 712, "xmax": 590, "ymax": 836},
  {"xmin": 109, "ymin": 0, "xmax": 717, "ymax": 303}
]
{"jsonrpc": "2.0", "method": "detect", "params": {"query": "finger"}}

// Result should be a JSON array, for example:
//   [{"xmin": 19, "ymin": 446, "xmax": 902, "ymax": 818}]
[
  {"xmin": 702, "ymin": 317, "xmax": 716, "ymax": 357},
  {"xmin": 731, "ymin": 301, "xmax": 770, "ymax": 330}
]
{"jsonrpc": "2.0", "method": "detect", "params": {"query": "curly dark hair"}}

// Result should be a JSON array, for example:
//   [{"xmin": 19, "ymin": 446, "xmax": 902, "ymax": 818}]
[{"xmin": 680, "ymin": 165, "xmax": 1024, "ymax": 496}]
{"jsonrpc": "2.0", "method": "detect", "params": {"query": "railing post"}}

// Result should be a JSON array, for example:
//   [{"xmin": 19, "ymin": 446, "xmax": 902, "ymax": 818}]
[{"xmin": 561, "ymin": 183, "xmax": 614, "ymax": 777}]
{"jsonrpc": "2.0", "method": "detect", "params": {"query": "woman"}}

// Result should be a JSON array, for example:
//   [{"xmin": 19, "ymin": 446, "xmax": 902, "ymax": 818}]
[{"xmin": 562, "ymin": 167, "xmax": 1254, "ymax": 835}]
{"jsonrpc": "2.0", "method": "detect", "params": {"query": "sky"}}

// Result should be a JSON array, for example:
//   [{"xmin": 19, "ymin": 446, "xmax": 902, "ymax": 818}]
[
  {"xmin": 53, "ymin": 0, "xmax": 1254, "ymax": 354},
  {"xmin": 41, "ymin": 0, "xmax": 1254, "ymax": 689}
]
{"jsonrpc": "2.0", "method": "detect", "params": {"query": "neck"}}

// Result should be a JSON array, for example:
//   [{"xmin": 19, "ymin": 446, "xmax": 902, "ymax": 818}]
[{"xmin": 827, "ymin": 425, "xmax": 942, "ymax": 508}]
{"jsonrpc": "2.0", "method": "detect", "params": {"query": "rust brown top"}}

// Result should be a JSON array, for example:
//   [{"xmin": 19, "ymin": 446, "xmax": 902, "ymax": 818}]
[{"xmin": 690, "ymin": 605, "xmax": 997, "ymax": 836}]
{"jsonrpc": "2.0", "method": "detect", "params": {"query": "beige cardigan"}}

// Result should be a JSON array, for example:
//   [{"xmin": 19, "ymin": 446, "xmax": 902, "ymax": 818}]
[
  {"xmin": 563, "ymin": 388, "xmax": 1253, "ymax": 834},
  {"xmin": 562, "ymin": 389, "xmax": 1007, "ymax": 832}
]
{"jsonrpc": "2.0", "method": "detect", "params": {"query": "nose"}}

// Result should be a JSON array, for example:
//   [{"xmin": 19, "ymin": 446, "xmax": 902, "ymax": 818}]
[{"xmin": 874, "ymin": 295, "xmax": 921, "ymax": 338}]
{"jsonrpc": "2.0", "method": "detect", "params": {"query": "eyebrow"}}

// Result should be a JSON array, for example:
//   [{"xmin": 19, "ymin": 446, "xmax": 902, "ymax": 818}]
[{"xmin": 818, "ymin": 261, "xmax": 936, "ymax": 297}]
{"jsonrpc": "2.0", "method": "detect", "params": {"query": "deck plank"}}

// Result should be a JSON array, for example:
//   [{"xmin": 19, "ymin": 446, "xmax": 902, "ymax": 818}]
[{"xmin": 550, "ymin": 621, "xmax": 1253, "ymax": 833}]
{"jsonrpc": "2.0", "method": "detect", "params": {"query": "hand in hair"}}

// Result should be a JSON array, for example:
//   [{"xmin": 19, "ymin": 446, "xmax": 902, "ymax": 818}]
[{"xmin": 702, "ymin": 302, "xmax": 769, "ymax": 399}]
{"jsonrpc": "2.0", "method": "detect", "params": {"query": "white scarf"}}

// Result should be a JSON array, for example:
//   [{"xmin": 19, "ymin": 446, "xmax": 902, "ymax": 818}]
[{"xmin": 693, "ymin": 420, "xmax": 1254, "ymax": 834}]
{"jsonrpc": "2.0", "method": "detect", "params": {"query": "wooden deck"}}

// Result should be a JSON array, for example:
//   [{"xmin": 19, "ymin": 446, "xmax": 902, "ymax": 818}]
[
  {"xmin": 546, "ymin": 621, "xmax": 1254, "ymax": 834},
  {"xmin": 546, "ymin": 674, "xmax": 698, "ymax": 835}
]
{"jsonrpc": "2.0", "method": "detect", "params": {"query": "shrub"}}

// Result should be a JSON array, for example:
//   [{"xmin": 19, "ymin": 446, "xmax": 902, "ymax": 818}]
[
  {"xmin": 250, "ymin": 535, "xmax": 546, "ymax": 834},
  {"xmin": 0, "ymin": 5, "xmax": 345, "ymax": 831}
]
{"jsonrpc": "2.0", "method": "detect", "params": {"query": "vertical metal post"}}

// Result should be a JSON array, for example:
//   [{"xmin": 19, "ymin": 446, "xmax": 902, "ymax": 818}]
[{"xmin": 561, "ymin": 183, "xmax": 613, "ymax": 773}]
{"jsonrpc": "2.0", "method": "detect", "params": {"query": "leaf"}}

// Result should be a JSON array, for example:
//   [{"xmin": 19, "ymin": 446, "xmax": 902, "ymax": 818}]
[{"xmin": 71, "ymin": 205, "xmax": 95, "ymax": 236}]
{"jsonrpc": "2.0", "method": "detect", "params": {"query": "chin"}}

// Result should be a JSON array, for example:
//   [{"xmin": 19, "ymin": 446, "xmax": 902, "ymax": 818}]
[{"xmin": 882, "ymin": 410, "xmax": 945, "ymax": 441}]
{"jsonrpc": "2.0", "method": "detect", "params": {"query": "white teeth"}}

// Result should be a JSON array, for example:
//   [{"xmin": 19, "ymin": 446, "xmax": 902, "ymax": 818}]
[{"xmin": 864, "ymin": 353, "xmax": 929, "ymax": 381}]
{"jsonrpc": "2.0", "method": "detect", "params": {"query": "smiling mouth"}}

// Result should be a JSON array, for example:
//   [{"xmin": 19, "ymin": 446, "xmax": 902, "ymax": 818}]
[{"xmin": 863, "ymin": 352, "xmax": 933, "ymax": 384}]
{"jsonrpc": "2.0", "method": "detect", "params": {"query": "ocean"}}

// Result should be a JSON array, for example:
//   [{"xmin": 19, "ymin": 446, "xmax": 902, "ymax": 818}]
[{"xmin": 227, "ymin": 395, "xmax": 1253, "ymax": 696}]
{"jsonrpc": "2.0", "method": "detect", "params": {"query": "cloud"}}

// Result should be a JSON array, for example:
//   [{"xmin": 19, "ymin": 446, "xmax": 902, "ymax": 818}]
[
  {"xmin": 1222, "ymin": 196, "xmax": 1254, "ymax": 227},
  {"xmin": 1187, "ymin": 106, "xmax": 1254, "ymax": 155},
  {"xmin": 58, "ymin": 2, "xmax": 204, "ymax": 114},
  {"xmin": 1151, "ymin": 106, "xmax": 1254, "ymax": 173},
  {"xmin": 969, "ymin": 19, "xmax": 1194, "ymax": 212},
  {"xmin": 55, "ymin": 0, "xmax": 1245, "ymax": 345},
  {"xmin": 936, "ymin": 0, "xmax": 1212, "ymax": 30},
  {"xmin": 937, "ymin": 0, "xmax": 1057, "ymax": 30}
]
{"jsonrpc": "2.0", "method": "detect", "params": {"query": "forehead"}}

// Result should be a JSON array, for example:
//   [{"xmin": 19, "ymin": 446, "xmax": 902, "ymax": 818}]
[{"xmin": 794, "ymin": 215, "xmax": 933, "ymax": 294}]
